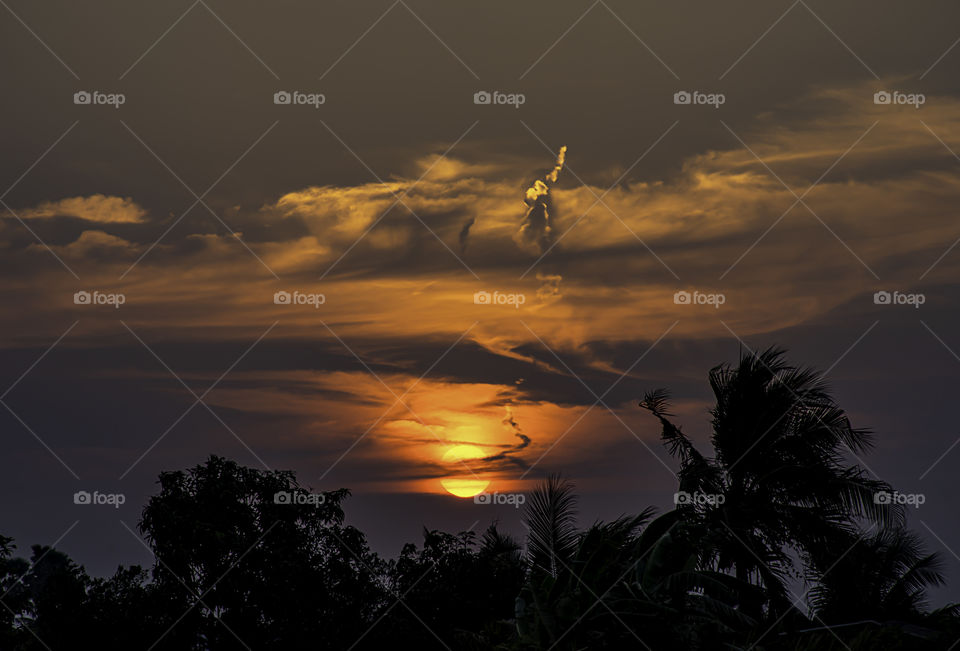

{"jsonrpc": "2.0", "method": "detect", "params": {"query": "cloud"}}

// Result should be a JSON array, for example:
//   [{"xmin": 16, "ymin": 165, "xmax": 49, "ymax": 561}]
[
  {"xmin": 479, "ymin": 406, "xmax": 533, "ymax": 471},
  {"xmin": 535, "ymin": 272, "xmax": 562, "ymax": 303},
  {"xmin": 458, "ymin": 216, "xmax": 475, "ymax": 253},
  {"xmin": 6, "ymin": 79, "xmax": 960, "ymax": 353},
  {"xmin": 517, "ymin": 146, "xmax": 567, "ymax": 254},
  {"xmin": 19, "ymin": 195, "xmax": 146, "ymax": 223}
]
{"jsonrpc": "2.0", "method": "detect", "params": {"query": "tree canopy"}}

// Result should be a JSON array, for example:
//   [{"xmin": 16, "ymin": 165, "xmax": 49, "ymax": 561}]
[{"xmin": 1, "ymin": 348, "xmax": 956, "ymax": 650}]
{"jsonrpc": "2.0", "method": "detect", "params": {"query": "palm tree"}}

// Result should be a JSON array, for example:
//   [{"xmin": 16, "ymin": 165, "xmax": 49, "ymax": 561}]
[
  {"xmin": 523, "ymin": 474, "xmax": 579, "ymax": 579},
  {"xmin": 783, "ymin": 527, "xmax": 959, "ymax": 651},
  {"xmin": 807, "ymin": 527, "xmax": 951, "ymax": 624},
  {"xmin": 640, "ymin": 347, "xmax": 902, "ymax": 617},
  {"xmin": 516, "ymin": 477, "xmax": 752, "ymax": 649}
]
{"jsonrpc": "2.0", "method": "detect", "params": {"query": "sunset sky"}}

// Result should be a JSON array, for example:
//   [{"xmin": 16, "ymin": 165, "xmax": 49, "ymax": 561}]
[{"xmin": 2, "ymin": 0, "xmax": 960, "ymax": 603}]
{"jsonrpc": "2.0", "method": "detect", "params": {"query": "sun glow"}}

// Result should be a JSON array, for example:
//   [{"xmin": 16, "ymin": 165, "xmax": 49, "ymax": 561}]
[{"xmin": 440, "ymin": 445, "xmax": 490, "ymax": 498}]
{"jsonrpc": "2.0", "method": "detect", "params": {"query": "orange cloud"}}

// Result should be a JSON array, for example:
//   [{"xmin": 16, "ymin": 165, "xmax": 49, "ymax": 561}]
[{"xmin": 20, "ymin": 195, "xmax": 146, "ymax": 223}]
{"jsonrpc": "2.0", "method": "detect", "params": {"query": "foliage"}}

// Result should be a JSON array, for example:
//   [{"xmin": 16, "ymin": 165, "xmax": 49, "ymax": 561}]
[{"xmin": 0, "ymin": 349, "xmax": 957, "ymax": 649}]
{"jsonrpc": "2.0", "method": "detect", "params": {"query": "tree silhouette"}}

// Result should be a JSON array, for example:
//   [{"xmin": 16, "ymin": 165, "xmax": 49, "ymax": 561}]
[
  {"xmin": 140, "ymin": 455, "xmax": 383, "ymax": 650},
  {"xmin": 640, "ymin": 347, "xmax": 902, "ymax": 619},
  {"xmin": 0, "ymin": 348, "xmax": 958, "ymax": 649}
]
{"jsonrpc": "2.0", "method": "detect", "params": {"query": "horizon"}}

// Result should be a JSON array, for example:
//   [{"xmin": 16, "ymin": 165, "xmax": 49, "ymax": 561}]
[{"xmin": 3, "ymin": 0, "xmax": 960, "ymax": 635}]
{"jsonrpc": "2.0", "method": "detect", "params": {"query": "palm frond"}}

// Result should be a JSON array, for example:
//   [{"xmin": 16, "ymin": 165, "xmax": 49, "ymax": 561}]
[{"xmin": 523, "ymin": 474, "xmax": 579, "ymax": 578}]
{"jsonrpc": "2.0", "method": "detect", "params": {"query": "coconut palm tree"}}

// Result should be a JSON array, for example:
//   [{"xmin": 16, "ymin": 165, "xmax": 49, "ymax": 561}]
[
  {"xmin": 807, "ymin": 527, "xmax": 951, "ymax": 624},
  {"xmin": 516, "ymin": 477, "xmax": 753, "ymax": 649},
  {"xmin": 640, "ymin": 347, "xmax": 903, "ymax": 617}
]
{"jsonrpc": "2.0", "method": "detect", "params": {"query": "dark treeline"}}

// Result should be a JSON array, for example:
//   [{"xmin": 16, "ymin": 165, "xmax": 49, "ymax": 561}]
[{"xmin": 2, "ymin": 348, "xmax": 958, "ymax": 650}]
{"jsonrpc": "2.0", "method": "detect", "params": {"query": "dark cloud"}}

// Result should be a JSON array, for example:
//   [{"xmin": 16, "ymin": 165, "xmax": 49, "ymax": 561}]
[{"xmin": 4, "ymin": 0, "xmax": 960, "ymax": 607}]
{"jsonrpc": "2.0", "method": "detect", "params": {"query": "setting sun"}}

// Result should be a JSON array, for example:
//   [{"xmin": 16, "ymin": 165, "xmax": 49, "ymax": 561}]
[{"xmin": 439, "ymin": 445, "xmax": 490, "ymax": 498}]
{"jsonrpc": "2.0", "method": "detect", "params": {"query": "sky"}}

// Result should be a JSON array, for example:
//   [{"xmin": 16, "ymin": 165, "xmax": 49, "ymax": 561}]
[{"xmin": 2, "ymin": 0, "xmax": 960, "ymax": 604}]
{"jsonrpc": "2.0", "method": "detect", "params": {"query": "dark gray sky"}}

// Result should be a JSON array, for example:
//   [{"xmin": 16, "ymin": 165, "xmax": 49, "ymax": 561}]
[{"xmin": 2, "ymin": 0, "xmax": 960, "ymax": 606}]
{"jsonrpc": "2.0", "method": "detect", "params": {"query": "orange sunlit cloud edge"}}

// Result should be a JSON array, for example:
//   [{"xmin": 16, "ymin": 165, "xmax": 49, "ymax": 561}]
[{"xmin": 3, "ymin": 79, "xmax": 960, "ymax": 497}]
